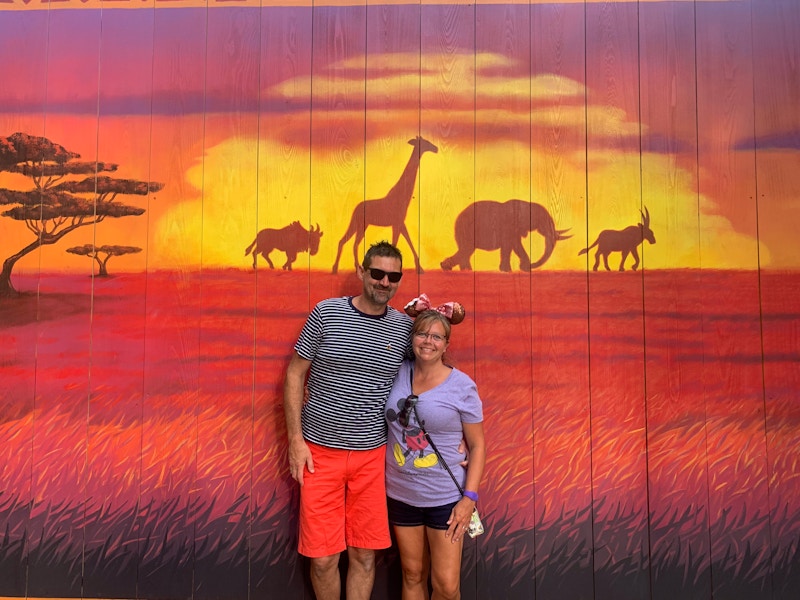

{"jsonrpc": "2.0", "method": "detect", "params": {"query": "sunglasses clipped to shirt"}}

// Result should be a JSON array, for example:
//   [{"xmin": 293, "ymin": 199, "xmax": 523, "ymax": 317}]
[{"xmin": 366, "ymin": 267, "xmax": 403, "ymax": 283}]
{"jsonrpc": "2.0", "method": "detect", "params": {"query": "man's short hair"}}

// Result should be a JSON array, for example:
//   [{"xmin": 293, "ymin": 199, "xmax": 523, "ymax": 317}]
[{"xmin": 362, "ymin": 241, "xmax": 403, "ymax": 269}]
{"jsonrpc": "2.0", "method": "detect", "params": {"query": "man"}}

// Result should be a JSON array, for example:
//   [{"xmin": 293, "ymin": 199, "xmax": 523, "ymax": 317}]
[{"xmin": 284, "ymin": 240, "xmax": 413, "ymax": 600}]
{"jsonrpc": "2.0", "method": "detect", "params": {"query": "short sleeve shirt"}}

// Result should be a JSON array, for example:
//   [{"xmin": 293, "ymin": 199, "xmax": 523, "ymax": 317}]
[
  {"xmin": 295, "ymin": 297, "xmax": 413, "ymax": 450},
  {"xmin": 385, "ymin": 360, "xmax": 483, "ymax": 506}
]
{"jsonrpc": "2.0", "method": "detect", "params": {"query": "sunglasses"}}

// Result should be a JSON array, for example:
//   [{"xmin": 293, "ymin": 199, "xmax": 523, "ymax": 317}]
[
  {"xmin": 398, "ymin": 395, "xmax": 419, "ymax": 427},
  {"xmin": 366, "ymin": 267, "xmax": 403, "ymax": 283}
]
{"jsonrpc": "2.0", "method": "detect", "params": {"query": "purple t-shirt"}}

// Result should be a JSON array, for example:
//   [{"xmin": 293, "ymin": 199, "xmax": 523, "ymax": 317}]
[{"xmin": 385, "ymin": 360, "xmax": 483, "ymax": 507}]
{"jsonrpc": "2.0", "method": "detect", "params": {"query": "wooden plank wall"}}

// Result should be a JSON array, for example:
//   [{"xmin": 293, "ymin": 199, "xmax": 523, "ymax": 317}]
[{"xmin": 0, "ymin": 1, "xmax": 798, "ymax": 600}]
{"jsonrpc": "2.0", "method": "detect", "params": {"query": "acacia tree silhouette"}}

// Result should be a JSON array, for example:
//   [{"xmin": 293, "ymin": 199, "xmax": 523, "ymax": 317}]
[
  {"xmin": 0, "ymin": 132, "xmax": 162, "ymax": 296},
  {"xmin": 66, "ymin": 244, "xmax": 143, "ymax": 277}
]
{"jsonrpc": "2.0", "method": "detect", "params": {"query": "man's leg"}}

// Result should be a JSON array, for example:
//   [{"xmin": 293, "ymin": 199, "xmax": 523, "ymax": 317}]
[
  {"xmin": 346, "ymin": 547, "xmax": 376, "ymax": 600},
  {"xmin": 310, "ymin": 553, "xmax": 341, "ymax": 600},
  {"xmin": 342, "ymin": 447, "xmax": 390, "ymax": 598}
]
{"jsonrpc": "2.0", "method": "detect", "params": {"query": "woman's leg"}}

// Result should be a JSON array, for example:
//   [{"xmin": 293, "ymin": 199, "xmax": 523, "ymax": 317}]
[
  {"xmin": 393, "ymin": 525, "xmax": 431, "ymax": 600},
  {"xmin": 426, "ymin": 527, "xmax": 463, "ymax": 600}
]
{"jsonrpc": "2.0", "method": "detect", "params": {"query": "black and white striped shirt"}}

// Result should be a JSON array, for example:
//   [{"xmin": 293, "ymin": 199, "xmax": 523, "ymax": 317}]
[{"xmin": 296, "ymin": 296, "xmax": 413, "ymax": 450}]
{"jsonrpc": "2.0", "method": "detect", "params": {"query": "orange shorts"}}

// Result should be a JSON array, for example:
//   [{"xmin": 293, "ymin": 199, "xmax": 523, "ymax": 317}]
[{"xmin": 298, "ymin": 441, "xmax": 390, "ymax": 558}]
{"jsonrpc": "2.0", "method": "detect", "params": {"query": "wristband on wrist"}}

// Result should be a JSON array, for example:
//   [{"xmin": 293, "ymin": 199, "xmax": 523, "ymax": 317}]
[{"xmin": 463, "ymin": 490, "xmax": 479, "ymax": 502}]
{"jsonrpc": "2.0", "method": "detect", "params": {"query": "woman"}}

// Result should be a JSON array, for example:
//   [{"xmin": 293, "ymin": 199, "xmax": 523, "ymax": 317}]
[{"xmin": 385, "ymin": 306, "xmax": 486, "ymax": 600}]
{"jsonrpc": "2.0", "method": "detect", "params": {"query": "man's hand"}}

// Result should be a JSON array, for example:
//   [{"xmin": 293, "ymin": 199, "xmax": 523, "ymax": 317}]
[
  {"xmin": 458, "ymin": 438, "xmax": 470, "ymax": 468},
  {"xmin": 284, "ymin": 353, "xmax": 313, "ymax": 484},
  {"xmin": 288, "ymin": 437, "xmax": 314, "ymax": 485}
]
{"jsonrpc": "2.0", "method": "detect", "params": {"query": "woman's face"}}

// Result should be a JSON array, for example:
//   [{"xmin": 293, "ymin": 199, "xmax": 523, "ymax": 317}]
[{"xmin": 412, "ymin": 319, "xmax": 449, "ymax": 364}]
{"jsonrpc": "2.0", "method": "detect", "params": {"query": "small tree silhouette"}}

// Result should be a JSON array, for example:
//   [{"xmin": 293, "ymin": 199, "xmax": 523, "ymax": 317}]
[
  {"xmin": 0, "ymin": 132, "xmax": 162, "ymax": 296},
  {"xmin": 66, "ymin": 244, "xmax": 142, "ymax": 277}
]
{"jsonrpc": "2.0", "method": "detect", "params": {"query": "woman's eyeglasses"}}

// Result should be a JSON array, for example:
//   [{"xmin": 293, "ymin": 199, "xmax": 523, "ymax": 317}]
[
  {"xmin": 398, "ymin": 395, "xmax": 419, "ymax": 427},
  {"xmin": 366, "ymin": 267, "xmax": 403, "ymax": 283},
  {"xmin": 414, "ymin": 331, "xmax": 446, "ymax": 343}
]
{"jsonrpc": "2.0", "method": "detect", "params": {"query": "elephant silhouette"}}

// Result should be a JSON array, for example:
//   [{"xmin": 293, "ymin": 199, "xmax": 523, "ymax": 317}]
[{"xmin": 440, "ymin": 200, "xmax": 571, "ymax": 272}]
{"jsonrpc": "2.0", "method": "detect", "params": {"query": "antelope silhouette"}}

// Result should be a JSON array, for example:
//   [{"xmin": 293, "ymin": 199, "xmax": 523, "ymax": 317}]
[
  {"xmin": 331, "ymin": 136, "xmax": 438, "ymax": 274},
  {"xmin": 579, "ymin": 207, "xmax": 655, "ymax": 271}
]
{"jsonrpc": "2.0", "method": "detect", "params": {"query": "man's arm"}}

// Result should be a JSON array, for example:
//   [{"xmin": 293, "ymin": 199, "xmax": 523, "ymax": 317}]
[{"xmin": 284, "ymin": 352, "xmax": 313, "ymax": 485}]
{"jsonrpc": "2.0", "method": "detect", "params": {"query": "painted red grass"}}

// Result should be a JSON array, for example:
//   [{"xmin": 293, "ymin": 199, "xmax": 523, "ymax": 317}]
[{"xmin": 0, "ymin": 268, "xmax": 798, "ymax": 572}]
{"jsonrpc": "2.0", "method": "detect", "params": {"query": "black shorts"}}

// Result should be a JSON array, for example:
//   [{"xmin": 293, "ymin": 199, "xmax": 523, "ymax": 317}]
[{"xmin": 387, "ymin": 496, "xmax": 458, "ymax": 530}]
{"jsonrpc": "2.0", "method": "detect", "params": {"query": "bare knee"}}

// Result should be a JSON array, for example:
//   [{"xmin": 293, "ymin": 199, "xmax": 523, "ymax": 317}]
[
  {"xmin": 347, "ymin": 547, "xmax": 376, "ymax": 574},
  {"xmin": 431, "ymin": 571, "xmax": 460, "ymax": 600},
  {"xmin": 310, "ymin": 554, "xmax": 339, "ymax": 580},
  {"xmin": 401, "ymin": 562, "xmax": 428, "ymax": 589}
]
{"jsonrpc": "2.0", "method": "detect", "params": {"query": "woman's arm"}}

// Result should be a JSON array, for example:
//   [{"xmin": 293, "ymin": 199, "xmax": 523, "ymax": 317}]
[
  {"xmin": 446, "ymin": 420, "xmax": 486, "ymax": 542},
  {"xmin": 461, "ymin": 421, "xmax": 485, "ymax": 494}
]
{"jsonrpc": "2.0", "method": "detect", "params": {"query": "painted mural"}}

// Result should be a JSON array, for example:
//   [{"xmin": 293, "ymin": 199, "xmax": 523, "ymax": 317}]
[{"xmin": 0, "ymin": 1, "xmax": 798, "ymax": 599}]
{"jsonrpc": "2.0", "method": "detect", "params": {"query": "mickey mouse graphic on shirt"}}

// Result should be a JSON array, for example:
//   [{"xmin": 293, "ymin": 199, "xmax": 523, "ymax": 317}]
[{"xmin": 386, "ymin": 396, "xmax": 439, "ymax": 469}]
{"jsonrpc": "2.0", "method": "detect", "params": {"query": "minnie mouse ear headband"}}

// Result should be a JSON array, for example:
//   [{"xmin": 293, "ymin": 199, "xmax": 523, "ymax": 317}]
[{"xmin": 404, "ymin": 293, "xmax": 466, "ymax": 325}]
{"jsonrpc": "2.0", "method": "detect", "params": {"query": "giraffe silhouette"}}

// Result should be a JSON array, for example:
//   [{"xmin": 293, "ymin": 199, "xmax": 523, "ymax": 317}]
[{"xmin": 331, "ymin": 136, "xmax": 438, "ymax": 274}]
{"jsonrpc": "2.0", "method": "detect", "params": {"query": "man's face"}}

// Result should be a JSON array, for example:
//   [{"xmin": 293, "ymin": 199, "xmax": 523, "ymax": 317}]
[{"xmin": 359, "ymin": 256, "xmax": 403, "ymax": 307}]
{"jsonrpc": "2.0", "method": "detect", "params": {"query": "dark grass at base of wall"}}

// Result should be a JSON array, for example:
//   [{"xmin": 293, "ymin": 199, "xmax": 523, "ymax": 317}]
[{"xmin": 3, "ymin": 496, "xmax": 798, "ymax": 599}]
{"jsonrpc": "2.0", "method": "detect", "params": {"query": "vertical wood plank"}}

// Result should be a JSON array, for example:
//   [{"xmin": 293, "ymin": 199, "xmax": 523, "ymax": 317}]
[
  {"xmin": 24, "ymin": 8, "xmax": 101, "ymax": 598},
  {"xmin": 364, "ymin": 1, "xmax": 424, "ymax": 296},
  {"xmin": 418, "ymin": 0, "xmax": 478, "ymax": 596},
  {"xmin": 252, "ymin": 5, "xmax": 314, "ymax": 597},
  {"xmin": 138, "ymin": 6, "xmax": 207, "ymax": 598},
  {"xmin": 752, "ymin": 1, "xmax": 800, "ymax": 598},
  {"xmin": 308, "ymin": 3, "xmax": 368, "ymax": 596},
  {"xmin": 639, "ymin": 3, "xmax": 713, "ymax": 599},
  {"xmin": 696, "ymin": 0, "xmax": 772, "ymax": 597},
  {"xmin": 363, "ymin": 3, "xmax": 423, "ymax": 591},
  {"xmin": 310, "ymin": 2, "xmax": 367, "ymax": 306},
  {"xmin": 473, "ymin": 1, "xmax": 534, "ymax": 599},
  {"xmin": 0, "ymin": 8, "xmax": 49, "ymax": 597},
  {"xmin": 584, "ymin": 1, "xmax": 651, "ymax": 597},
  {"xmin": 81, "ymin": 6, "xmax": 155, "ymax": 598},
  {"xmin": 193, "ymin": 7, "xmax": 261, "ymax": 600},
  {"xmin": 530, "ymin": 2, "xmax": 593, "ymax": 598}
]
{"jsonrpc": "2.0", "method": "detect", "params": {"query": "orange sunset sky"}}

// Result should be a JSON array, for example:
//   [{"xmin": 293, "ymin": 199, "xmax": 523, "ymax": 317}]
[{"xmin": 0, "ymin": 1, "xmax": 797, "ymax": 274}]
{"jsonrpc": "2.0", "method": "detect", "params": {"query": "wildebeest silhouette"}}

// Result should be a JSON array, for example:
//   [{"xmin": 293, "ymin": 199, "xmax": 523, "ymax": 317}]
[
  {"xmin": 440, "ymin": 200, "xmax": 571, "ymax": 272},
  {"xmin": 332, "ymin": 136, "xmax": 438, "ymax": 274},
  {"xmin": 578, "ymin": 207, "xmax": 655, "ymax": 271},
  {"xmin": 245, "ymin": 221, "xmax": 323, "ymax": 270}
]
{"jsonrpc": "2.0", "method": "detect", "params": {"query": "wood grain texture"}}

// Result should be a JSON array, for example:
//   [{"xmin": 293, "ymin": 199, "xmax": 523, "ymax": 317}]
[
  {"xmin": 364, "ymin": 2, "xmax": 424, "ymax": 292},
  {"xmin": 420, "ymin": 3, "xmax": 479, "ymax": 594},
  {"xmin": 309, "ymin": 3, "xmax": 367, "ymax": 305},
  {"xmin": 639, "ymin": 3, "xmax": 712, "ymax": 599},
  {"xmin": 530, "ymin": 2, "xmax": 593, "ymax": 598},
  {"xmin": 23, "ymin": 8, "xmax": 102, "ymax": 598},
  {"xmin": 696, "ymin": 1, "xmax": 772, "ymax": 597},
  {"xmin": 137, "ymin": 6, "xmax": 207, "ymax": 598},
  {"xmin": 252, "ymin": 6, "xmax": 314, "ymax": 598},
  {"xmin": 752, "ymin": 1, "xmax": 800, "ymax": 598},
  {"xmin": 0, "ymin": 8, "xmax": 50, "ymax": 599},
  {"xmin": 471, "ymin": 2, "xmax": 535, "ymax": 599},
  {"xmin": 0, "ymin": 3, "xmax": 799, "ymax": 599},
  {"xmin": 194, "ymin": 7, "xmax": 262, "ymax": 600},
  {"xmin": 80, "ymin": 7, "xmax": 156, "ymax": 598},
  {"xmin": 584, "ymin": 1, "xmax": 650, "ymax": 597}
]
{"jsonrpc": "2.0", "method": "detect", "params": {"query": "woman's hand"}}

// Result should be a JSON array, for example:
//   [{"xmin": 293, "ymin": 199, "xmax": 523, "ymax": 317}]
[{"xmin": 445, "ymin": 497, "xmax": 476, "ymax": 543}]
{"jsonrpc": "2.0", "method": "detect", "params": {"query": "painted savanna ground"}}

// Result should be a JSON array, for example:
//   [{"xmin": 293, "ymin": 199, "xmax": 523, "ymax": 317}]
[{"xmin": 0, "ymin": 269, "xmax": 798, "ymax": 599}]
